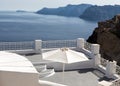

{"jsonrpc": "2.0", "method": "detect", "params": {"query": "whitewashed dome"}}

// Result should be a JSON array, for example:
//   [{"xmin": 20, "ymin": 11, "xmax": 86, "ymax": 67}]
[{"xmin": 0, "ymin": 51, "xmax": 37, "ymax": 73}]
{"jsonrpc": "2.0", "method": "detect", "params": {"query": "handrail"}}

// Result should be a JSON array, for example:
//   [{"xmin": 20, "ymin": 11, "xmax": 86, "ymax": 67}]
[
  {"xmin": 42, "ymin": 40, "xmax": 77, "ymax": 49},
  {"xmin": 0, "ymin": 41, "xmax": 34, "ymax": 51},
  {"xmin": 0, "ymin": 40, "xmax": 94, "ymax": 51}
]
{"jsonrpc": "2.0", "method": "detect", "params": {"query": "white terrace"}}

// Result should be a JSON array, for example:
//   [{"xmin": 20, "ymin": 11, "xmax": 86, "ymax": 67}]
[{"xmin": 0, "ymin": 38, "xmax": 120, "ymax": 86}]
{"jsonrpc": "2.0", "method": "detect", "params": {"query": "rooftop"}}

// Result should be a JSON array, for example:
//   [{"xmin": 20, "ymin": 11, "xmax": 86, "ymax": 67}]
[{"xmin": 0, "ymin": 51, "xmax": 37, "ymax": 73}]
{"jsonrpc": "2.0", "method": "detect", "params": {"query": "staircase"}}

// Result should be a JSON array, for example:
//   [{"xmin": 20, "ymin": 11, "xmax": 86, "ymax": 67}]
[{"xmin": 33, "ymin": 63, "xmax": 55, "ymax": 78}]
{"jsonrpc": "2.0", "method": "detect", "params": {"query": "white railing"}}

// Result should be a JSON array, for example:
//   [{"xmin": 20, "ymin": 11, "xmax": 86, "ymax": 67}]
[
  {"xmin": 111, "ymin": 78, "xmax": 120, "ymax": 86},
  {"xmin": 0, "ymin": 39, "xmax": 98, "ymax": 52},
  {"xmin": 0, "ymin": 40, "xmax": 77, "ymax": 51},
  {"xmin": 42, "ymin": 40, "xmax": 77, "ymax": 49},
  {"xmin": 84, "ymin": 41, "xmax": 91, "ymax": 51},
  {"xmin": 116, "ymin": 65, "xmax": 120, "ymax": 76},
  {"xmin": 101, "ymin": 57, "xmax": 108, "ymax": 67},
  {"xmin": 0, "ymin": 39, "xmax": 99, "ymax": 52},
  {"xmin": 0, "ymin": 41, "xmax": 34, "ymax": 51},
  {"xmin": 100, "ymin": 57, "xmax": 120, "ymax": 76},
  {"xmin": 109, "ymin": 65, "xmax": 120, "ymax": 86}
]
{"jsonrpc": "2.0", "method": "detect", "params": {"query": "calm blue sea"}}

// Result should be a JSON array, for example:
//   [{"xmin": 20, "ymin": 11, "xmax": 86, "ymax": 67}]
[{"xmin": 0, "ymin": 12, "xmax": 97, "ymax": 41}]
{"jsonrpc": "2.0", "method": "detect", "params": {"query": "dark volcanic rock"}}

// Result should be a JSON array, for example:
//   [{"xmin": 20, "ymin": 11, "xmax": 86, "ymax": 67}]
[{"xmin": 87, "ymin": 15, "xmax": 120, "ymax": 64}]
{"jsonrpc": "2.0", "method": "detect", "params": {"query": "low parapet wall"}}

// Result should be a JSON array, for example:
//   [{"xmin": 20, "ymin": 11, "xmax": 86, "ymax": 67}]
[
  {"xmin": 38, "ymin": 59, "xmax": 94, "ymax": 71},
  {"xmin": 9, "ymin": 49, "xmax": 36, "ymax": 55}
]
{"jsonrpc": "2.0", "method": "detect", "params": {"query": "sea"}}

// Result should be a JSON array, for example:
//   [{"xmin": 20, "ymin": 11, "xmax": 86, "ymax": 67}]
[{"xmin": 0, "ymin": 11, "xmax": 97, "ymax": 42}]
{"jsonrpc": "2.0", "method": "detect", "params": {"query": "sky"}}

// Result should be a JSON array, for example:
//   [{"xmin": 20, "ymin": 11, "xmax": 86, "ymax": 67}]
[{"xmin": 0, "ymin": 0, "xmax": 120, "ymax": 11}]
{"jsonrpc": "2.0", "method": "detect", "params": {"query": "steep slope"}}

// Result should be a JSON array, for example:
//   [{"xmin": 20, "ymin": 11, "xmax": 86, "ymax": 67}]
[
  {"xmin": 80, "ymin": 5, "xmax": 120, "ymax": 21},
  {"xmin": 87, "ymin": 15, "xmax": 120, "ymax": 64},
  {"xmin": 36, "ymin": 4, "xmax": 92, "ymax": 17}
]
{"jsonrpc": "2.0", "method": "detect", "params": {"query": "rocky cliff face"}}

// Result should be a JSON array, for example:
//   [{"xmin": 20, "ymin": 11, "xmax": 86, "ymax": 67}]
[{"xmin": 87, "ymin": 15, "xmax": 120, "ymax": 64}]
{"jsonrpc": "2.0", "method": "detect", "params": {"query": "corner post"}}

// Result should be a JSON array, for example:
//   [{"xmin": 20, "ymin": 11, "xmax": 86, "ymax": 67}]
[
  {"xmin": 105, "ymin": 61, "xmax": 116, "ymax": 78},
  {"xmin": 91, "ymin": 44, "xmax": 100, "ymax": 55},
  {"xmin": 34, "ymin": 40, "xmax": 42, "ymax": 54},
  {"xmin": 91, "ymin": 44, "xmax": 101, "ymax": 67},
  {"xmin": 77, "ymin": 38, "xmax": 85, "ymax": 49}
]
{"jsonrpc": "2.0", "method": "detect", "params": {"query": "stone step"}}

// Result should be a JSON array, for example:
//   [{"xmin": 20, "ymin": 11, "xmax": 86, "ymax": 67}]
[
  {"xmin": 34, "ymin": 64, "xmax": 47, "ymax": 72},
  {"xmin": 39, "ymin": 68, "xmax": 55, "ymax": 78}
]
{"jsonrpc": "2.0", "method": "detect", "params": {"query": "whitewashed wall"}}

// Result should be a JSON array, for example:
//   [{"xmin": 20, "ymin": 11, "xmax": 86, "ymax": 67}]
[
  {"xmin": 45, "ymin": 60, "xmax": 94, "ymax": 71},
  {"xmin": 0, "ymin": 71, "xmax": 39, "ymax": 86}
]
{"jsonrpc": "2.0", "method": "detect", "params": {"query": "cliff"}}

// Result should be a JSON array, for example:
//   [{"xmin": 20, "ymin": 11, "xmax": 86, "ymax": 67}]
[
  {"xmin": 36, "ymin": 4, "xmax": 92, "ymax": 17},
  {"xmin": 87, "ymin": 15, "xmax": 120, "ymax": 64},
  {"xmin": 80, "ymin": 5, "xmax": 120, "ymax": 21}
]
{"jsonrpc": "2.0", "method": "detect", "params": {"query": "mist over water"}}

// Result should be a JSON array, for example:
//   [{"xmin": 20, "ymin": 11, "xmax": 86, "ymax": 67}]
[{"xmin": 0, "ymin": 12, "xmax": 97, "ymax": 42}]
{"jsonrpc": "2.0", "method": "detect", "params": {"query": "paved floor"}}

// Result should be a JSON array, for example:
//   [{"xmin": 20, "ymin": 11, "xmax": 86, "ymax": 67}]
[
  {"xmin": 25, "ymin": 54, "xmax": 43, "ymax": 62},
  {"xmin": 25, "ymin": 54, "xmax": 104, "ymax": 86},
  {"xmin": 41, "ymin": 69, "xmax": 100, "ymax": 86}
]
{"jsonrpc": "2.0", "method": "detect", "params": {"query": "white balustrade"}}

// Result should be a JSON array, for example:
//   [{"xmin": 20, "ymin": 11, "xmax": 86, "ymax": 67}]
[
  {"xmin": 34, "ymin": 40, "xmax": 42, "ymax": 53},
  {"xmin": 111, "ymin": 78, "xmax": 120, "ymax": 86},
  {"xmin": 84, "ymin": 41, "xmax": 91, "ymax": 51},
  {"xmin": 91, "ymin": 44, "xmax": 100, "ymax": 55},
  {"xmin": 0, "ymin": 41, "xmax": 34, "ymax": 51},
  {"xmin": 116, "ymin": 65, "xmax": 120, "ymax": 75},
  {"xmin": 94, "ymin": 54, "xmax": 101, "ymax": 67},
  {"xmin": 101, "ymin": 57, "xmax": 108, "ymax": 67},
  {"xmin": 42, "ymin": 40, "xmax": 77, "ymax": 49},
  {"xmin": 77, "ymin": 38, "xmax": 85, "ymax": 49},
  {"xmin": 105, "ymin": 61, "xmax": 117, "ymax": 78}
]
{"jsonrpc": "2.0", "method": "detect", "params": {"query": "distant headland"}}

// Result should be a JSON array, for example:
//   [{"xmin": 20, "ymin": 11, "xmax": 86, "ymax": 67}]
[{"xmin": 36, "ymin": 4, "xmax": 120, "ymax": 22}]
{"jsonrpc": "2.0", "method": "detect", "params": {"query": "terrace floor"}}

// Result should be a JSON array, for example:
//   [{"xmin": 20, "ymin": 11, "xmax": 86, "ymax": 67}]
[
  {"xmin": 41, "ymin": 69, "xmax": 102, "ymax": 86},
  {"xmin": 25, "ymin": 54, "xmax": 43, "ymax": 63},
  {"xmin": 25, "ymin": 54, "xmax": 107, "ymax": 86}
]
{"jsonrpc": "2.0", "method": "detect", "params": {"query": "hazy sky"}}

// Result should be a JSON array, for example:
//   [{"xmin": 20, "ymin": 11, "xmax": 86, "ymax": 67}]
[{"xmin": 0, "ymin": 0, "xmax": 120, "ymax": 11}]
